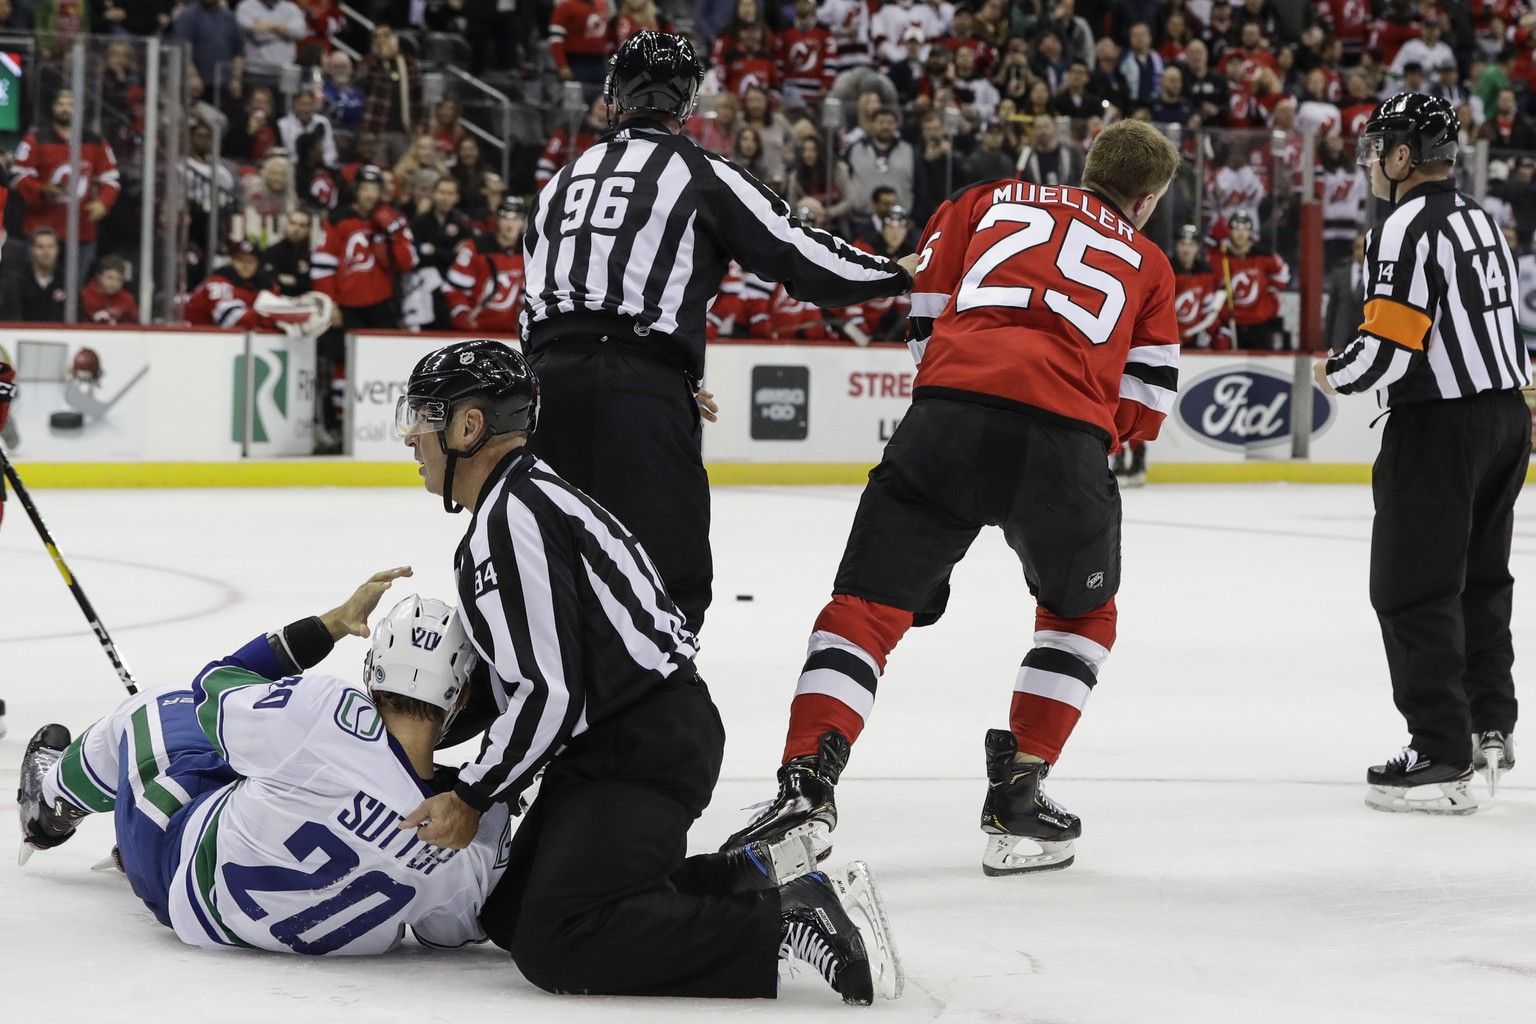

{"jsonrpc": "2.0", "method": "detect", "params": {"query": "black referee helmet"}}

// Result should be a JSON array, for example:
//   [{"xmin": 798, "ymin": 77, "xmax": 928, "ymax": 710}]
[
  {"xmin": 400, "ymin": 340, "xmax": 540, "ymax": 512},
  {"xmin": 604, "ymin": 31, "xmax": 705, "ymax": 127},
  {"xmin": 1358, "ymin": 93, "xmax": 1460, "ymax": 202}
]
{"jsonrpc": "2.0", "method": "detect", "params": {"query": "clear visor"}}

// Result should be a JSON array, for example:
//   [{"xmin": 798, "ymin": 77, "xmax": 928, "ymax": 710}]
[
  {"xmin": 1356, "ymin": 134, "xmax": 1383, "ymax": 169},
  {"xmin": 395, "ymin": 394, "xmax": 449, "ymax": 438}
]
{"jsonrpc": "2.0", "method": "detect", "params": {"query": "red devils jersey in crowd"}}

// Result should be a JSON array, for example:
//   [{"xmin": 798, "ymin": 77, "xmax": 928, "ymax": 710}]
[
  {"xmin": 846, "ymin": 239, "xmax": 911, "ymax": 339},
  {"xmin": 537, "ymin": 126, "xmax": 599, "ymax": 189},
  {"xmin": 716, "ymin": 45, "xmax": 781, "ymax": 97},
  {"xmin": 909, "ymin": 181, "xmax": 1180, "ymax": 446},
  {"xmin": 932, "ymin": 34, "xmax": 996, "ymax": 74},
  {"xmin": 184, "ymin": 270, "xmax": 273, "ymax": 329},
  {"xmin": 612, "ymin": 13, "xmax": 671, "ymax": 47},
  {"xmin": 752, "ymin": 283, "xmax": 836, "ymax": 339},
  {"xmin": 1340, "ymin": 101, "xmax": 1376, "ymax": 138},
  {"xmin": 1314, "ymin": 0, "xmax": 1371, "ymax": 49},
  {"xmin": 550, "ymin": 0, "xmax": 611, "ymax": 69},
  {"xmin": 444, "ymin": 239, "xmax": 526, "ymax": 334},
  {"xmin": 1173, "ymin": 263, "xmax": 1229, "ymax": 349},
  {"xmin": 1367, "ymin": 16, "xmax": 1420, "ymax": 65},
  {"xmin": 707, "ymin": 261, "xmax": 773, "ymax": 338},
  {"xmin": 775, "ymin": 22, "xmax": 837, "ymax": 94},
  {"xmin": 11, "ymin": 124, "xmax": 121, "ymax": 243},
  {"xmin": 312, "ymin": 203, "xmax": 419, "ymax": 308},
  {"xmin": 1208, "ymin": 243, "xmax": 1290, "ymax": 326},
  {"xmin": 81, "ymin": 280, "xmax": 141, "ymax": 325}
]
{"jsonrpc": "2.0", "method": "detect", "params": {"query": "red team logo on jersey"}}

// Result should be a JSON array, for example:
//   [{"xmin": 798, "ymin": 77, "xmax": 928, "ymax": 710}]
[{"xmin": 343, "ymin": 230, "xmax": 377, "ymax": 272}]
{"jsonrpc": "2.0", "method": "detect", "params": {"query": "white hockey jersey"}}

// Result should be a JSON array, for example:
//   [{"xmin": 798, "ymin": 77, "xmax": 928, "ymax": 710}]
[{"xmin": 165, "ymin": 667, "xmax": 512, "ymax": 955}]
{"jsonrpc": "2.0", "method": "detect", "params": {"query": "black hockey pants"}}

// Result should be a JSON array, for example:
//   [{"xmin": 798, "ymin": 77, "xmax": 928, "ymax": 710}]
[
  {"xmin": 478, "ymin": 673, "xmax": 782, "ymax": 998},
  {"xmin": 1370, "ymin": 389, "xmax": 1530, "ymax": 764}
]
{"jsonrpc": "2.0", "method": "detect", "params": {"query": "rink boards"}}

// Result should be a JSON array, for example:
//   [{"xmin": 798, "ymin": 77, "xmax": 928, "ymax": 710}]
[{"xmin": 0, "ymin": 326, "xmax": 1512, "ymax": 486}]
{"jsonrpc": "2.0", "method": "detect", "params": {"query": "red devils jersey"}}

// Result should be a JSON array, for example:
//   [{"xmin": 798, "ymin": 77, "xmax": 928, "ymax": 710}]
[
  {"xmin": 845, "ymin": 239, "xmax": 911, "ymax": 339},
  {"xmin": 537, "ymin": 127, "xmax": 598, "ymax": 189},
  {"xmin": 11, "ymin": 124, "xmax": 121, "ymax": 243},
  {"xmin": 1367, "ymin": 18, "xmax": 1419, "ymax": 65},
  {"xmin": 720, "ymin": 51, "xmax": 781, "ymax": 97},
  {"xmin": 550, "ymin": 0, "xmax": 610, "ymax": 67},
  {"xmin": 1173, "ymin": 267, "xmax": 1228, "ymax": 349},
  {"xmin": 909, "ymin": 181, "xmax": 1180, "ymax": 446},
  {"xmin": 1315, "ymin": 0, "xmax": 1371, "ymax": 44},
  {"xmin": 445, "ymin": 239, "xmax": 526, "ymax": 334},
  {"xmin": 775, "ymin": 24, "xmax": 837, "ymax": 93},
  {"xmin": 81, "ymin": 280, "xmax": 140, "ymax": 325},
  {"xmin": 184, "ymin": 271, "xmax": 271, "ymax": 330},
  {"xmin": 1340, "ymin": 101, "xmax": 1375, "ymax": 138},
  {"xmin": 752, "ymin": 283, "xmax": 835, "ymax": 339},
  {"xmin": 312, "ymin": 203, "xmax": 419, "ymax": 308},
  {"xmin": 1208, "ymin": 244, "xmax": 1290, "ymax": 325}
]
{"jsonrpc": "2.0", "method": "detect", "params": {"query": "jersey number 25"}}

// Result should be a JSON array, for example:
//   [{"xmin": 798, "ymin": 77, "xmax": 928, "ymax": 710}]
[{"xmin": 933, "ymin": 204, "xmax": 1143, "ymax": 346}]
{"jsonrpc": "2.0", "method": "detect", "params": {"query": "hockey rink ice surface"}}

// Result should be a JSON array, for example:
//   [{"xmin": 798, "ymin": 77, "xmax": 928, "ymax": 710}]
[{"xmin": 3, "ymin": 482, "xmax": 1536, "ymax": 1024}]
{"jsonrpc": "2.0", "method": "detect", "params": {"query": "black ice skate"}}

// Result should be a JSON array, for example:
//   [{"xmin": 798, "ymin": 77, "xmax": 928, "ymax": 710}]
[
  {"xmin": 1472, "ymin": 732, "xmax": 1516, "ymax": 796},
  {"xmin": 18, "ymin": 724, "xmax": 85, "ymax": 865},
  {"xmin": 1365, "ymin": 746, "xmax": 1477, "ymax": 815},
  {"xmin": 980, "ymin": 728, "xmax": 1081, "ymax": 875},
  {"xmin": 721, "ymin": 731, "xmax": 847, "ymax": 861},
  {"xmin": 778, "ymin": 871, "xmax": 874, "ymax": 1005}
]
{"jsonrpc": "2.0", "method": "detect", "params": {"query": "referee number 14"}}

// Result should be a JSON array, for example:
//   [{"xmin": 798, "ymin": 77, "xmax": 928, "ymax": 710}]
[{"xmin": 561, "ymin": 176, "xmax": 637, "ymax": 233}]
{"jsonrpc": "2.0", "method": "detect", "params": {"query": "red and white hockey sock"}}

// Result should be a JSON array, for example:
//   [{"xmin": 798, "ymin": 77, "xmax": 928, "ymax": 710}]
[
  {"xmin": 1009, "ymin": 600, "xmax": 1117, "ymax": 763},
  {"xmin": 783, "ymin": 594, "xmax": 913, "ymax": 763}
]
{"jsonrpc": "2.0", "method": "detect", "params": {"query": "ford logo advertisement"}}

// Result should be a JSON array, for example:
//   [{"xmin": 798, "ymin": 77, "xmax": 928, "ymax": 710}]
[{"xmin": 1176, "ymin": 366, "xmax": 1334, "ymax": 450}]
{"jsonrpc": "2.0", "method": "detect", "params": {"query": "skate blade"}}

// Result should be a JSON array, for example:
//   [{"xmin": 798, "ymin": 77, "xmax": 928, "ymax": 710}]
[
  {"xmin": 1365, "ymin": 780, "xmax": 1479, "ymax": 815},
  {"xmin": 91, "ymin": 847, "xmax": 125, "ymax": 874},
  {"xmin": 782, "ymin": 820, "xmax": 834, "ymax": 863},
  {"xmin": 981, "ymin": 834, "xmax": 1076, "ymax": 875},
  {"xmin": 828, "ymin": 861, "xmax": 903, "ymax": 1000},
  {"xmin": 1479, "ymin": 749, "xmax": 1506, "ymax": 797},
  {"xmin": 18, "ymin": 841, "xmax": 34, "ymax": 867}
]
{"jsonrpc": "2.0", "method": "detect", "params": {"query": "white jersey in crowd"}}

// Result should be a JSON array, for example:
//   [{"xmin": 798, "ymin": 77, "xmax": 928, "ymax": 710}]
[
  {"xmin": 871, "ymin": 0, "xmax": 950, "ymax": 63},
  {"xmin": 1212, "ymin": 164, "xmax": 1264, "ymax": 225},
  {"xmin": 52, "ymin": 671, "xmax": 511, "ymax": 955}
]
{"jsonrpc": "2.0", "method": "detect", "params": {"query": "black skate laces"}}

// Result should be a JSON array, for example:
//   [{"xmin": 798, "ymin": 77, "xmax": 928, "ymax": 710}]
[{"xmin": 780, "ymin": 919, "xmax": 840, "ymax": 987}]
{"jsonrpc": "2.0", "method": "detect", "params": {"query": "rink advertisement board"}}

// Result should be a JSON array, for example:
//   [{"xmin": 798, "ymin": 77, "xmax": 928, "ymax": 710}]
[
  {"xmin": 0, "ymin": 328, "xmax": 313, "ymax": 463},
  {"xmin": 347, "ymin": 332, "xmax": 474, "ymax": 460},
  {"xmin": 1147, "ymin": 353, "xmax": 1385, "ymax": 465},
  {"xmin": 703, "ymin": 343, "xmax": 916, "ymax": 464}
]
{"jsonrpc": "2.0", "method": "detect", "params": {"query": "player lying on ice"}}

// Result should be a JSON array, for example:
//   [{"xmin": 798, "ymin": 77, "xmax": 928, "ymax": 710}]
[
  {"xmin": 17, "ymin": 568, "xmax": 518, "ymax": 954},
  {"xmin": 19, "ymin": 564, "xmax": 897, "ymax": 999}
]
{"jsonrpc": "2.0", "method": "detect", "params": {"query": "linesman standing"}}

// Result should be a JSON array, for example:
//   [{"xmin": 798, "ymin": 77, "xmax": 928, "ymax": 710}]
[
  {"xmin": 1318, "ymin": 94, "xmax": 1532, "ymax": 814},
  {"xmin": 521, "ymin": 31, "xmax": 917, "ymax": 634}
]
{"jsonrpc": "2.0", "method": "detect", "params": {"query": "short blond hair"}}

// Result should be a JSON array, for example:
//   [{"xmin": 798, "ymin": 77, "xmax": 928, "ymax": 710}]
[{"xmin": 1081, "ymin": 120, "xmax": 1182, "ymax": 209}]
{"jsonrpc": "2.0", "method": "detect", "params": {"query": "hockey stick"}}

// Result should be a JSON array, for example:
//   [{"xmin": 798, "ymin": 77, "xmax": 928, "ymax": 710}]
[{"xmin": 0, "ymin": 446, "xmax": 138, "ymax": 694}]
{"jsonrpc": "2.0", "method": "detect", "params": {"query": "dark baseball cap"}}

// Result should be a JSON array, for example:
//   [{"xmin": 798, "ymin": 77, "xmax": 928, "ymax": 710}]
[
  {"xmin": 356, "ymin": 164, "xmax": 385, "ymax": 185},
  {"xmin": 230, "ymin": 239, "xmax": 261, "ymax": 256}
]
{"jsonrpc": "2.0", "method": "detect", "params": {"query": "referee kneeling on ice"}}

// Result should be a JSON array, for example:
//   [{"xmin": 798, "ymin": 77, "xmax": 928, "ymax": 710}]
[
  {"xmin": 521, "ymin": 30, "xmax": 917, "ymax": 634},
  {"xmin": 1317, "ymin": 94, "xmax": 1532, "ymax": 814},
  {"xmin": 397, "ymin": 339, "xmax": 902, "ymax": 1003}
]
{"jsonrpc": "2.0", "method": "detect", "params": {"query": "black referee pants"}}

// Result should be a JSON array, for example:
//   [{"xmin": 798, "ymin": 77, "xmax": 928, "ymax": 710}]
[
  {"xmin": 1370, "ymin": 389, "xmax": 1530, "ymax": 765},
  {"xmin": 526, "ymin": 342, "xmax": 713, "ymax": 632},
  {"xmin": 479, "ymin": 674, "xmax": 782, "ymax": 998}
]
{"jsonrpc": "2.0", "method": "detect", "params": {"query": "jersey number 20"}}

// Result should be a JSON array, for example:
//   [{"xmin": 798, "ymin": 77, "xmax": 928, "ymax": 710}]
[
  {"xmin": 949, "ymin": 205, "xmax": 1142, "ymax": 345},
  {"xmin": 224, "ymin": 821, "xmax": 415, "ymax": 954}
]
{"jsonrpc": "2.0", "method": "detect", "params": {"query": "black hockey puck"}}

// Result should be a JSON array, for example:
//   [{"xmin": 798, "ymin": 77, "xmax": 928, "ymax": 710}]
[
  {"xmin": 736, "ymin": 594, "xmax": 754, "ymax": 601},
  {"xmin": 50, "ymin": 411, "xmax": 84, "ymax": 429}
]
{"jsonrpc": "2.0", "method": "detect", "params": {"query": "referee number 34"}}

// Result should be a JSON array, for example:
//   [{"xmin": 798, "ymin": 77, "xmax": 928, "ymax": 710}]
[{"xmin": 473, "ymin": 560, "xmax": 499, "ymax": 596}]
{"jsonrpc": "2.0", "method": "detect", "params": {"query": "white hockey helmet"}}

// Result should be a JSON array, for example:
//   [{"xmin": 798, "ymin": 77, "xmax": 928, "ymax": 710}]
[{"xmin": 365, "ymin": 595, "xmax": 478, "ymax": 734}]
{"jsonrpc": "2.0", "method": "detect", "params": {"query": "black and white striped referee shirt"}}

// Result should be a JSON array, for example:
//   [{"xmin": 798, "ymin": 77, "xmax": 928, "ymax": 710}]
[
  {"xmin": 1325, "ymin": 179, "xmax": 1533, "ymax": 404},
  {"xmin": 449, "ymin": 449, "xmax": 697, "ymax": 812},
  {"xmin": 520, "ymin": 120, "xmax": 912, "ymax": 381}
]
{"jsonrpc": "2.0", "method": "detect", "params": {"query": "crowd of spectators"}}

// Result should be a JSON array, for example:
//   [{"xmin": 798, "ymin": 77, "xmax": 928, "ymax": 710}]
[{"xmin": 6, "ymin": 0, "xmax": 1536, "ymax": 355}]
